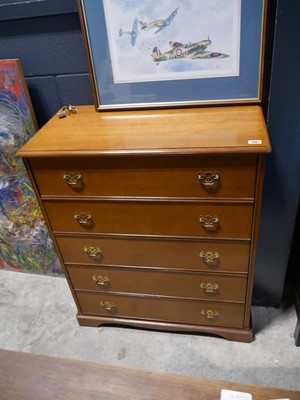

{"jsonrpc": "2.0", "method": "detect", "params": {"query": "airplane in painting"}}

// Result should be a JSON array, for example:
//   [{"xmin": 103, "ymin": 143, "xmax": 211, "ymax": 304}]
[
  {"xmin": 119, "ymin": 17, "xmax": 139, "ymax": 46},
  {"xmin": 139, "ymin": 7, "xmax": 179, "ymax": 34},
  {"xmin": 151, "ymin": 39, "xmax": 229, "ymax": 63}
]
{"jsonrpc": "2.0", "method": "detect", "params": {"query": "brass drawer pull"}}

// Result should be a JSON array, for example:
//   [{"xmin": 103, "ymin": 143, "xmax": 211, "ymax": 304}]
[
  {"xmin": 74, "ymin": 212, "xmax": 92, "ymax": 225},
  {"xmin": 100, "ymin": 301, "xmax": 117, "ymax": 312},
  {"xmin": 84, "ymin": 246, "xmax": 101, "ymax": 257},
  {"xmin": 93, "ymin": 275, "xmax": 110, "ymax": 287},
  {"xmin": 197, "ymin": 171, "xmax": 220, "ymax": 187},
  {"xmin": 201, "ymin": 309, "xmax": 219, "ymax": 320},
  {"xmin": 199, "ymin": 215, "xmax": 219, "ymax": 228},
  {"xmin": 199, "ymin": 251, "xmax": 220, "ymax": 264},
  {"xmin": 63, "ymin": 172, "xmax": 82, "ymax": 185},
  {"xmin": 200, "ymin": 282, "xmax": 219, "ymax": 294}
]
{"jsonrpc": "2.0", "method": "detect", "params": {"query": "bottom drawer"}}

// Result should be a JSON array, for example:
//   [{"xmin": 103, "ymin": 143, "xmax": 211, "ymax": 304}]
[{"xmin": 76, "ymin": 292, "xmax": 245, "ymax": 328}]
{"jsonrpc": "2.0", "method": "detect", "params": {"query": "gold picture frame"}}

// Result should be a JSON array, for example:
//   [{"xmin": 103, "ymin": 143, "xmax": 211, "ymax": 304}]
[{"xmin": 78, "ymin": 0, "xmax": 268, "ymax": 111}]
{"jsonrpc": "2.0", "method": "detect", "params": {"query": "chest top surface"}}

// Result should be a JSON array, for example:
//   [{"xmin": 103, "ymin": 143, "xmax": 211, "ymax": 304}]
[{"xmin": 17, "ymin": 105, "xmax": 271, "ymax": 157}]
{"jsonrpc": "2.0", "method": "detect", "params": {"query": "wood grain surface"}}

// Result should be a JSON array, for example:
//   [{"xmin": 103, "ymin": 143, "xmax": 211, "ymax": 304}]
[
  {"xmin": 44, "ymin": 200, "xmax": 254, "ymax": 238},
  {"xmin": 29, "ymin": 154, "xmax": 257, "ymax": 199},
  {"xmin": 17, "ymin": 105, "xmax": 271, "ymax": 157},
  {"xmin": 56, "ymin": 235, "xmax": 251, "ymax": 273},
  {"xmin": 0, "ymin": 349, "xmax": 298, "ymax": 400}
]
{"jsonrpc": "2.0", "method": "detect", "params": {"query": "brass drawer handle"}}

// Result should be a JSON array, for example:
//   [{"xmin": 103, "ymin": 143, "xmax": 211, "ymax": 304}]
[
  {"xmin": 100, "ymin": 301, "xmax": 117, "ymax": 312},
  {"xmin": 199, "ymin": 215, "xmax": 219, "ymax": 229},
  {"xmin": 74, "ymin": 212, "xmax": 92, "ymax": 225},
  {"xmin": 199, "ymin": 251, "xmax": 220, "ymax": 264},
  {"xmin": 197, "ymin": 171, "xmax": 220, "ymax": 187},
  {"xmin": 201, "ymin": 309, "xmax": 219, "ymax": 320},
  {"xmin": 84, "ymin": 246, "xmax": 102, "ymax": 257},
  {"xmin": 93, "ymin": 275, "xmax": 110, "ymax": 287},
  {"xmin": 63, "ymin": 172, "xmax": 82, "ymax": 185},
  {"xmin": 200, "ymin": 282, "xmax": 219, "ymax": 294}
]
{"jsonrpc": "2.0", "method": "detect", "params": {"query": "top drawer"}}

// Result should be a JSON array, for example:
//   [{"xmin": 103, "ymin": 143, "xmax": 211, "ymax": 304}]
[{"xmin": 29, "ymin": 155, "xmax": 257, "ymax": 199}]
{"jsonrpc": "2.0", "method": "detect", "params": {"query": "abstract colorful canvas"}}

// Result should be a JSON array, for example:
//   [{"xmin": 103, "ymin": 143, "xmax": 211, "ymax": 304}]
[{"xmin": 0, "ymin": 59, "xmax": 62, "ymax": 274}]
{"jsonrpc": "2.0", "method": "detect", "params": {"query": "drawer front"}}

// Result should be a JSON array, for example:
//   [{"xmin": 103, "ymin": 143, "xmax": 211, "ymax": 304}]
[
  {"xmin": 44, "ymin": 200, "xmax": 253, "ymax": 238},
  {"xmin": 57, "ymin": 236, "xmax": 250, "ymax": 273},
  {"xmin": 76, "ymin": 292, "xmax": 245, "ymax": 328},
  {"xmin": 68, "ymin": 265, "xmax": 247, "ymax": 302},
  {"xmin": 30, "ymin": 155, "xmax": 257, "ymax": 199}
]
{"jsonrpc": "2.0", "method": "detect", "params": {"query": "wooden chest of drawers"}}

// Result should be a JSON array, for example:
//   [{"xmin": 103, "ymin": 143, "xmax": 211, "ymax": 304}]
[{"xmin": 18, "ymin": 105, "xmax": 271, "ymax": 342}]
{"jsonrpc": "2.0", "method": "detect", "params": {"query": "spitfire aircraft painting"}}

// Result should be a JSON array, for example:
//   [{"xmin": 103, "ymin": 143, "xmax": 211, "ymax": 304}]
[
  {"xmin": 119, "ymin": 8, "xmax": 179, "ymax": 46},
  {"xmin": 140, "ymin": 7, "xmax": 179, "ymax": 34},
  {"xmin": 119, "ymin": 17, "xmax": 139, "ymax": 46},
  {"xmin": 102, "ymin": 0, "xmax": 241, "ymax": 84},
  {"xmin": 152, "ymin": 39, "xmax": 229, "ymax": 64}
]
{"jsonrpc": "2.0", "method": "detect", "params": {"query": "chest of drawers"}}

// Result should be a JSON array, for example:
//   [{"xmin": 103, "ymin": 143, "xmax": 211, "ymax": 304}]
[{"xmin": 18, "ymin": 105, "xmax": 271, "ymax": 342}]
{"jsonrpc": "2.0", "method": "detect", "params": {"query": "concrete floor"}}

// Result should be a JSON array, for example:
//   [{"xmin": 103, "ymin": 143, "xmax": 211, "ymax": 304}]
[{"xmin": 0, "ymin": 269, "xmax": 299, "ymax": 391}]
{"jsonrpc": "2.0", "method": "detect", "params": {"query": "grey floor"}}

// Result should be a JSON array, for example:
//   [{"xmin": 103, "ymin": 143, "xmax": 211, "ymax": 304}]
[{"xmin": 0, "ymin": 269, "xmax": 299, "ymax": 391}]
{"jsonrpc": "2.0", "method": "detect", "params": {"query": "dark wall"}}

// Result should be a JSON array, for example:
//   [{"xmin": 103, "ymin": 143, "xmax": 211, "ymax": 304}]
[
  {"xmin": 1, "ymin": 0, "xmax": 299, "ymax": 306},
  {"xmin": 253, "ymin": 0, "xmax": 300, "ymax": 305},
  {"xmin": 0, "ymin": 0, "xmax": 93, "ymax": 127}
]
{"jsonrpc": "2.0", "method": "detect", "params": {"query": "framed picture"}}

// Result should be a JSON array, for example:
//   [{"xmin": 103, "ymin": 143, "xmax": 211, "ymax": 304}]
[{"xmin": 78, "ymin": 0, "xmax": 268, "ymax": 110}]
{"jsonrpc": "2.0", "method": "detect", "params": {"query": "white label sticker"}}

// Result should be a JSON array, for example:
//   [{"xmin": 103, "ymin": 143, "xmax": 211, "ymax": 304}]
[
  {"xmin": 221, "ymin": 389, "xmax": 252, "ymax": 400},
  {"xmin": 248, "ymin": 140, "xmax": 262, "ymax": 145}
]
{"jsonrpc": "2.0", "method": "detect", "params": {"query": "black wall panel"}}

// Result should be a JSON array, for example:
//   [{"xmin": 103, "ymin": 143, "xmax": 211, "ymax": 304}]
[
  {"xmin": 0, "ymin": 0, "xmax": 93, "ymax": 126},
  {"xmin": 254, "ymin": 0, "xmax": 300, "ymax": 305}
]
